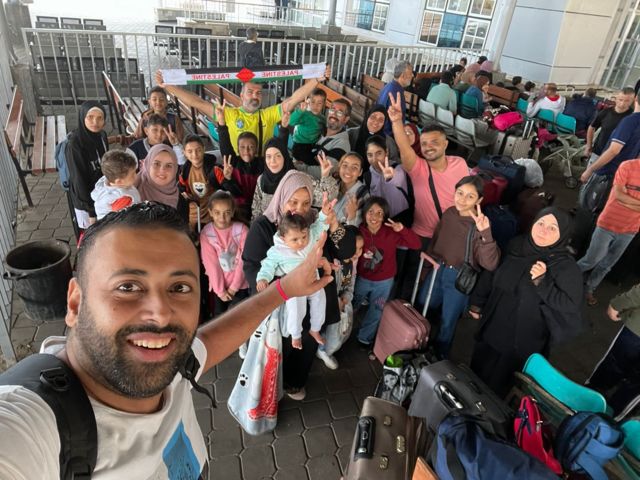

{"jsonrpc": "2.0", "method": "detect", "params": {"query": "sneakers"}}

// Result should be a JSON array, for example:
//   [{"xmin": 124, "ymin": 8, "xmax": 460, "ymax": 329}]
[
  {"xmin": 285, "ymin": 387, "xmax": 306, "ymax": 401},
  {"xmin": 316, "ymin": 349, "xmax": 339, "ymax": 370},
  {"xmin": 238, "ymin": 342, "xmax": 248, "ymax": 359}
]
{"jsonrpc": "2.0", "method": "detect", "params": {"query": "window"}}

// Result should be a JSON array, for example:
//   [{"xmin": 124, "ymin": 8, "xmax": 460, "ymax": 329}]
[
  {"xmin": 470, "ymin": 0, "xmax": 495, "ymax": 18},
  {"xmin": 437, "ymin": 13, "xmax": 466, "ymax": 47},
  {"xmin": 462, "ymin": 18, "xmax": 490, "ymax": 49},
  {"xmin": 446, "ymin": 0, "xmax": 470, "ymax": 14},
  {"xmin": 419, "ymin": 0, "xmax": 495, "ymax": 47},
  {"xmin": 426, "ymin": 0, "xmax": 447, "ymax": 10},
  {"xmin": 372, "ymin": 3, "xmax": 389, "ymax": 32},
  {"xmin": 420, "ymin": 10, "xmax": 444, "ymax": 45}
]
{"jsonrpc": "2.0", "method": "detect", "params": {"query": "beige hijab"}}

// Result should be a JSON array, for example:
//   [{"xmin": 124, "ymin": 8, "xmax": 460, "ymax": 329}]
[{"xmin": 262, "ymin": 170, "xmax": 314, "ymax": 225}]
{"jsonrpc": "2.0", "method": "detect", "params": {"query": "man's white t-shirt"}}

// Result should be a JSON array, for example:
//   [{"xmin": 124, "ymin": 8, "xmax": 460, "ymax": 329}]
[{"xmin": 0, "ymin": 336, "xmax": 209, "ymax": 479}]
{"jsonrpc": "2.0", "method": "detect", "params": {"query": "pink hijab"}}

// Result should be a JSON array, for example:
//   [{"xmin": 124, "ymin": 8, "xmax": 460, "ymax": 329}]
[
  {"xmin": 136, "ymin": 144, "xmax": 179, "ymax": 208},
  {"xmin": 262, "ymin": 170, "xmax": 314, "ymax": 225}
]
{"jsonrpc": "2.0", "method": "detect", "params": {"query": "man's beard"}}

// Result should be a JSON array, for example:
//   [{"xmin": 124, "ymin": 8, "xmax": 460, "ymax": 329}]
[
  {"xmin": 243, "ymin": 99, "xmax": 260, "ymax": 113},
  {"xmin": 73, "ymin": 303, "xmax": 196, "ymax": 398},
  {"xmin": 326, "ymin": 117, "xmax": 340, "ymax": 131}
]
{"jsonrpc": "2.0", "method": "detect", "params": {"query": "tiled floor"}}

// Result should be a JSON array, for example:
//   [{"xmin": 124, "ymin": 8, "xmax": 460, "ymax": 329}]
[{"xmin": 5, "ymin": 166, "xmax": 639, "ymax": 479}]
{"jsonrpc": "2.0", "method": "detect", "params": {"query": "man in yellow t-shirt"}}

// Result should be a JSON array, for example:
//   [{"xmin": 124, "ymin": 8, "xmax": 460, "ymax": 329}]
[{"xmin": 156, "ymin": 68, "xmax": 329, "ymax": 155}]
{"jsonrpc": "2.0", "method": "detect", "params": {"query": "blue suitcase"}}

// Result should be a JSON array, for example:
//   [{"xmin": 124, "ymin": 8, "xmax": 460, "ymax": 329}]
[
  {"xmin": 484, "ymin": 204, "xmax": 518, "ymax": 251},
  {"xmin": 478, "ymin": 155, "xmax": 526, "ymax": 204}
]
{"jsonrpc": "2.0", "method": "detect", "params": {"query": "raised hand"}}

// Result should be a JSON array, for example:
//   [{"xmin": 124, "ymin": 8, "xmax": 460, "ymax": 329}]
[
  {"xmin": 280, "ymin": 108, "xmax": 291, "ymax": 128},
  {"xmin": 469, "ymin": 204, "xmax": 490, "ymax": 231},
  {"xmin": 321, "ymin": 191, "xmax": 338, "ymax": 219},
  {"xmin": 378, "ymin": 156, "xmax": 395, "ymax": 180},
  {"xmin": 222, "ymin": 155, "xmax": 234, "ymax": 180},
  {"xmin": 384, "ymin": 218, "xmax": 404, "ymax": 232},
  {"xmin": 344, "ymin": 194, "xmax": 358, "ymax": 221},
  {"xmin": 154, "ymin": 70, "xmax": 165, "ymax": 87},
  {"xmin": 387, "ymin": 92, "xmax": 403, "ymax": 124},
  {"xmin": 317, "ymin": 150, "xmax": 332, "ymax": 178},
  {"xmin": 319, "ymin": 63, "xmax": 331, "ymax": 82},
  {"xmin": 164, "ymin": 124, "xmax": 179, "ymax": 146},
  {"xmin": 213, "ymin": 99, "xmax": 226, "ymax": 126}
]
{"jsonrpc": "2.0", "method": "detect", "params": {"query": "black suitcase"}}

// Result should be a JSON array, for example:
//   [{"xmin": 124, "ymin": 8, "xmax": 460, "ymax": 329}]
[{"xmin": 407, "ymin": 360, "xmax": 513, "ymax": 439}]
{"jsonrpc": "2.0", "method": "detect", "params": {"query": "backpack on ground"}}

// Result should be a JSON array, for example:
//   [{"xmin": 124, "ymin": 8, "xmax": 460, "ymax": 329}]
[
  {"xmin": 55, "ymin": 133, "xmax": 73, "ymax": 191},
  {"xmin": 432, "ymin": 414, "xmax": 559, "ymax": 480},
  {"xmin": 555, "ymin": 412, "xmax": 625, "ymax": 480}
]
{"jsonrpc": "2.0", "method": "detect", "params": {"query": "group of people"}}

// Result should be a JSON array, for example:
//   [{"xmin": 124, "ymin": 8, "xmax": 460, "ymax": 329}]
[{"xmin": 2, "ymin": 51, "xmax": 639, "ymax": 476}]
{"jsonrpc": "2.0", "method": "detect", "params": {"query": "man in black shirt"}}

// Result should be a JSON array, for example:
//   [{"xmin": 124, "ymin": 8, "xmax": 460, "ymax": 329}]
[{"xmin": 585, "ymin": 87, "xmax": 635, "ymax": 167}]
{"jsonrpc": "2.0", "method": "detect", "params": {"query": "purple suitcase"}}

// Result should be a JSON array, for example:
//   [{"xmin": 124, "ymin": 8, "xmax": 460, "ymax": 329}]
[{"xmin": 373, "ymin": 255, "xmax": 437, "ymax": 363}]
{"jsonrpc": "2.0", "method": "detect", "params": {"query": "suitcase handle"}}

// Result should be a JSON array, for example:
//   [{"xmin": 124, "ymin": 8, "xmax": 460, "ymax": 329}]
[
  {"xmin": 435, "ymin": 383, "xmax": 464, "ymax": 410},
  {"xmin": 410, "ymin": 254, "xmax": 438, "ymax": 317}
]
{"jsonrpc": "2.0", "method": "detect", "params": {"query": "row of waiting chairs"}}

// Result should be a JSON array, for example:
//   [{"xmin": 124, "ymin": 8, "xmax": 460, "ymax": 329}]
[
  {"xmin": 34, "ymin": 56, "xmax": 138, "ymax": 74},
  {"xmin": 154, "ymin": 25, "xmax": 291, "ymax": 39},
  {"xmin": 35, "ymin": 16, "xmax": 106, "ymax": 31}
]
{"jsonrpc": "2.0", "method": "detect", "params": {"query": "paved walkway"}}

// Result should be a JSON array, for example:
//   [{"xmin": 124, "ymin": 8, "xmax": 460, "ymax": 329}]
[{"xmin": 5, "ymin": 168, "xmax": 636, "ymax": 479}]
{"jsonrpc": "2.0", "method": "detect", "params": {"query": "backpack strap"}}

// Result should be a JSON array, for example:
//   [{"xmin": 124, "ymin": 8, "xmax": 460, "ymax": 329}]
[{"xmin": 0, "ymin": 353, "xmax": 97, "ymax": 480}]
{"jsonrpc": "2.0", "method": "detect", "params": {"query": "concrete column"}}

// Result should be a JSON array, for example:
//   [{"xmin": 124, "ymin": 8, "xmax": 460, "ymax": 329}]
[
  {"xmin": 328, "ymin": 0, "xmax": 337, "ymax": 26},
  {"xmin": 497, "ymin": 0, "xmax": 626, "ymax": 85}
]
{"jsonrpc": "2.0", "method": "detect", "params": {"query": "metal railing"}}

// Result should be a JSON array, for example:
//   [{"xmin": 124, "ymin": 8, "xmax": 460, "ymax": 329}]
[
  {"xmin": 22, "ymin": 26, "xmax": 486, "ymax": 113},
  {"xmin": 0, "ymin": 22, "xmax": 19, "ymax": 361}
]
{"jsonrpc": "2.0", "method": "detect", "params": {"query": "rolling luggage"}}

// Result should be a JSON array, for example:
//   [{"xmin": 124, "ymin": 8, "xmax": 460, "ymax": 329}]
[
  {"xmin": 408, "ymin": 360, "xmax": 513, "ymax": 439},
  {"xmin": 470, "ymin": 167, "xmax": 508, "ymax": 206},
  {"xmin": 501, "ymin": 133, "xmax": 535, "ymax": 159},
  {"xmin": 345, "ymin": 396, "xmax": 427, "ymax": 480},
  {"xmin": 513, "ymin": 188, "xmax": 555, "ymax": 233},
  {"xmin": 373, "ymin": 255, "xmax": 436, "ymax": 364},
  {"xmin": 477, "ymin": 154, "xmax": 526, "ymax": 203}
]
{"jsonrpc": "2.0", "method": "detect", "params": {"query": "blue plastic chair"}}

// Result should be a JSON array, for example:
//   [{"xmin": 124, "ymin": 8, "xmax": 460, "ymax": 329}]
[
  {"xmin": 536, "ymin": 108, "xmax": 556, "ymax": 124},
  {"xmin": 622, "ymin": 420, "xmax": 640, "ymax": 460},
  {"xmin": 460, "ymin": 94, "xmax": 480, "ymax": 118},
  {"xmin": 206, "ymin": 118, "xmax": 219, "ymax": 142},
  {"xmin": 516, "ymin": 98, "xmax": 528, "ymax": 115},
  {"xmin": 522, "ymin": 353, "xmax": 607, "ymax": 413},
  {"xmin": 555, "ymin": 113, "xmax": 577, "ymax": 135}
]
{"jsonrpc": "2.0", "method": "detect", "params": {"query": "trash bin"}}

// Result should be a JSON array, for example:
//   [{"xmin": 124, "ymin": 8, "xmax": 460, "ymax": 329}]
[{"xmin": 3, "ymin": 239, "xmax": 72, "ymax": 322}]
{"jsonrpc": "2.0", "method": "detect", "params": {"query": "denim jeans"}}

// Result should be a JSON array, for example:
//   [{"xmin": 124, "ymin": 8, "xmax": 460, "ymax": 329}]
[
  {"xmin": 577, "ymin": 226, "xmax": 636, "ymax": 293},
  {"xmin": 353, "ymin": 277, "xmax": 394, "ymax": 345},
  {"xmin": 417, "ymin": 265, "xmax": 469, "ymax": 358}
]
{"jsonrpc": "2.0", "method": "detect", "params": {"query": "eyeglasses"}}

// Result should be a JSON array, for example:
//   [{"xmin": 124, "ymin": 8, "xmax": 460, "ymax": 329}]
[{"xmin": 328, "ymin": 108, "xmax": 347, "ymax": 117}]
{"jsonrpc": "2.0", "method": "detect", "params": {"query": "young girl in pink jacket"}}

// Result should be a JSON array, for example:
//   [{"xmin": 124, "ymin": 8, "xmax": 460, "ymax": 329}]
[{"xmin": 200, "ymin": 190, "xmax": 249, "ymax": 317}]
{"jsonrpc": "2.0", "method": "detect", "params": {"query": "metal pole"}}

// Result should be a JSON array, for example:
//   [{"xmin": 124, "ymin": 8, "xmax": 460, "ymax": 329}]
[{"xmin": 328, "ymin": 0, "xmax": 337, "ymax": 26}]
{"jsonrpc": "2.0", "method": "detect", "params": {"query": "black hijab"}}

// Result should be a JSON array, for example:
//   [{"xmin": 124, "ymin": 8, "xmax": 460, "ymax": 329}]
[
  {"xmin": 502, "ymin": 207, "xmax": 573, "ymax": 291},
  {"xmin": 354, "ymin": 105, "xmax": 388, "ymax": 157},
  {"xmin": 75, "ymin": 100, "xmax": 107, "ymax": 159},
  {"xmin": 259, "ymin": 136, "xmax": 295, "ymax": 195}
]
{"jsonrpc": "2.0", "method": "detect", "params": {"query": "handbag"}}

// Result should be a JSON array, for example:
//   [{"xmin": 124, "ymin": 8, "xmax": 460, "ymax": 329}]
[
  {"xmin": 455, "ymin": 225, "xmax": 479, "ymax": 295},
  {"xmin": 514, "ymin": 396, "xmax": 563, "ymax": 474},
  {"xmin": 227, "ymin": 305, "xmax": 283, "ymax": 435},
  {"xmin": 323, "ymin": 303, "xmax": 353, "ymax": 356}
]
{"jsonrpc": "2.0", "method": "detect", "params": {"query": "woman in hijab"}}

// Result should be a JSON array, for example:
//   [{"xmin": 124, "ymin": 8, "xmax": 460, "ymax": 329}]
[
  {"xmin": 469, "ymin": 207, "xmax": 585, "ymax": 396},
  {"xmin": 66, "ymin": 101, "xmax": 108, "ymax": 232},
  {"xmin": 251, "ymin": 136, "xmax": 295, "ymax": 220},
  {"xmin": 243, "ymin": 170, "xmax": 356, "ymax": 400},
  {"xmin": 348, "ymin": 106, "xmax": 399, "ymax": 165},
  {"xmin": 403, "ymin": 123, "xmax": 422, "ymax": 158},
  {"xmin": 136, "ymin": 144, "xmax": 180, "ymax": 209}
]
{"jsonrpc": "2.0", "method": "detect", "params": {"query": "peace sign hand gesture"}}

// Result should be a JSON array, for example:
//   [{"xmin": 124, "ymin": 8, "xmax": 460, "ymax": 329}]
[
  {"xmin": 345, "ymin": 194, "xmax": 358, "ymax": 222},
  {"xmin": 222, "ymin": 155, "xmax": 234, "ymax": 180},
  {"xmin": 317, "ymin": 150, "xmax": 333, "ymax": 178},
  {"xmin": 213, "ymin": 99, "xmax": 226, "ymax": 126},
  {"xmin": 387, "ymin": 92, "xmax": 403, "ymax": 124},
  {"xmin": 320, "ymin": 191, "xmax": 338, "ymax": 218},
  {"xmin": 385, "ymin": 218, "xmax": 404, "ymax": 232},
  {"xmin": 469, "ymin": 204, "xmax": 490, "ymax": 232},
  {"xmin": 378, "ymin": 156, "xmax": 395, "ymax": 181},
  {"xmin": 164, "ymin": 124, "xmax": 179, "ymax": 146}
]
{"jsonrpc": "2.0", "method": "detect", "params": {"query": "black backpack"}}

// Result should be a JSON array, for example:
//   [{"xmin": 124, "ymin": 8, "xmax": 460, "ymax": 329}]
[{"xmin": 0, "ymin": 350, "xmax": 215, "ymax": 479}]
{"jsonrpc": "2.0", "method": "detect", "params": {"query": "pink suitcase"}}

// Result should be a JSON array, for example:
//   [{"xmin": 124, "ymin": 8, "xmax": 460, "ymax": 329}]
[{"xmin": 373, "ymin": 255, "xmax": 437, "ymax": 363}]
